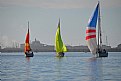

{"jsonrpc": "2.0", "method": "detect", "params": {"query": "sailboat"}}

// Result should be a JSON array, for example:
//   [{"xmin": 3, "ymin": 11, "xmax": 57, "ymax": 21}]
[
  {"xmin": 86, "ymin": 1, "xmax": 108, "ymax": 57},
  {"xmin": 24, "ymin": 21, "xmax": 34, "ymax": 57},
  {"xmin": 55, "ymin": 19, "xmax": 67, "ymax": 57}
]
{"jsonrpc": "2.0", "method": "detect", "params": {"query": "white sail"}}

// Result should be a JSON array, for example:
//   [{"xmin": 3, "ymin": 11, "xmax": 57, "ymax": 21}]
[{"xmin": 86, "ymin": 2, "xmax": 99, "ymax": 54}]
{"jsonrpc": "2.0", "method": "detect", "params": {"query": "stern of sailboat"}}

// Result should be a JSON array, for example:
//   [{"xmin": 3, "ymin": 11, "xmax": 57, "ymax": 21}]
[
  {"xmin": 96, "ymin": 49, "xmax": 108, "ymax": 57},
  {"xmin": 25, "ymin": 51, "xmax": 34, "ymax": 57},
  {"xmin": 56, "ymin": 52, "xmax": 64, "ymax": 57},
  {"xmin": 98, "ymin": 52, "xmax": 108, "ymax": 57}
]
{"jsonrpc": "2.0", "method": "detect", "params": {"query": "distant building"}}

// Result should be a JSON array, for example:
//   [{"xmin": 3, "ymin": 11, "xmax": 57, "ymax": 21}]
[
  {"xmin": 102, "ymin": 45, "xmax": 111, "ymax": 49},
  {"xmin": 20, "ymin": 38, "xmax": 54, "ymax": 52},
  {"xmin": 20, "ymin": 38, "xmax": 45, "ymax": 49},
  {"xmin": 117, "ymin": 44, "xmax": 121, "ymax": 48},
  {"xmin": 31, "ymin": 38, "xmax": 45, "ymax": 49},
  {"xmin": 66, "ymin": 45, "xmax": 89, "ymax": 52}
]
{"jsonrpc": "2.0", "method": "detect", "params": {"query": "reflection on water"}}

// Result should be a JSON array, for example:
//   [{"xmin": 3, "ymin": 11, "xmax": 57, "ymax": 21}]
[
  {"xmin": 55, "ymin": 57, "xmax": 63, "ymax": 80},
  {"xmin": 88, "ymin": 57, "xmax": 103, "ymax": 81},
  {"xmin": 25, "ymin": 57, "xmax": 31, "ymax": 81},
  {"xmin": 26, "ymin": 57, "xmax": 30, "ymax": 62}
]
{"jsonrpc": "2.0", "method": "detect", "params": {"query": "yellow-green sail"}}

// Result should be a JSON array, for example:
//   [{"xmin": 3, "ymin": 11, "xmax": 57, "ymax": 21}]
[{"xmin": 55, "ymin": 19, "xmax": 67, "ymax": 52}]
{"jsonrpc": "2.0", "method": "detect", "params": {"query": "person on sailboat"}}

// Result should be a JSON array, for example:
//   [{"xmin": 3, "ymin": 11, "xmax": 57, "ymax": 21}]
[
  {"xmin": 29, "ymin": 48, "xmax": 33, "ymax": 54},
  {"xmin": 103, "ymin": 49, "xmax": 106, "ymax": 53},
  {"xmin": 25, "ymin": 48, "xmax": 33, "ymax": 54}
]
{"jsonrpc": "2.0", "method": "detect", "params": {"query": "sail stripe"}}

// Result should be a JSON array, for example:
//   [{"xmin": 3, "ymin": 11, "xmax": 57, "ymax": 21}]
[
  {"xmin": 86, "ymin": 28, "xmax": 96, "ymax": 40},
  {"xmin": 86, "ymin": 32, "xmax": 96, "ymax": 36},
  {"xmin": 86, "ymin": 27, "xmax": 96, "ymax": 30},
  {"xmin": 86, "ymin": 29, "xmax": 96, "ymax": 33},
  {"xmin": 86, "ymin": 35, "xmax": 96, "ymax": 40}
]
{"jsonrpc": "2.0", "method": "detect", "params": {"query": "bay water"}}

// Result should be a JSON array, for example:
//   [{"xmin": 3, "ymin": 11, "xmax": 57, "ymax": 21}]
[{"xmin": 1, "ymin": 52, "xmax": 121, "ymax": 81}]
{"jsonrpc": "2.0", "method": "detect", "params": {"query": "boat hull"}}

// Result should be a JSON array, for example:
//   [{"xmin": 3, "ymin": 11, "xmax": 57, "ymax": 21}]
[
  {"xmin": 98, "ymin": 52, "xmax": 108, "ymax": 57},
  {"xmin": 56, "ymin": 52, "xmax": 64, "ymax": 57},
  {"xmin": 25, "ymin": 52, "xmax": 34, "ymax": 57},
  {"xmin": 97, "ymin": 51, "xmax": 108, "ymax": 57}
]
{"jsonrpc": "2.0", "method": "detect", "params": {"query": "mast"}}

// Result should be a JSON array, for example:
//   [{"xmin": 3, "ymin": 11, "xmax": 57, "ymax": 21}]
[
  {"xmin": 98, "ymin": 1, "xmax": 103, "ymax": 50},
  {"xmin": 106, "ymin": 35, "xmax": 108, "ymax": 46},
  {"xmin": 28, "ymin": 21, "xmax": 29, "ymax": 30},
  {"xmin": 98, "ymin": 1, "xmax": 102, "ymax": 50},
  {"xmin": 27, "ymin": 21, "xmax": 31, "ymax": 51},
  {"xmin": 99, "ymin": 1, "xmax": 102, "ymax": 49}
]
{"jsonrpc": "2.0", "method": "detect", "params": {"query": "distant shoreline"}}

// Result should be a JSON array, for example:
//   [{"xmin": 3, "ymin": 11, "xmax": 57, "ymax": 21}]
[
  {"xmin": 0, "ymin": 43, "xmax": 121, "ymax": 53},
  {"xmin": 0, "ymin": 48, "xmax": 121, "ymax": 53}
]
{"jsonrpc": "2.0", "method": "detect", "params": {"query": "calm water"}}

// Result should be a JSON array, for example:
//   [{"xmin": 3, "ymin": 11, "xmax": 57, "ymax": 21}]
[{"xmin": 0, "ymin": 52, "xmax": 121, "ymax": 81}]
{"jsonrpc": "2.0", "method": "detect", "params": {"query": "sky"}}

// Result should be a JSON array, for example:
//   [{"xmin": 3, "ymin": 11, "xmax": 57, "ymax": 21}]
[{"xmin": 0, "ymin": 0, "xmax": 121, "ymax": 48}]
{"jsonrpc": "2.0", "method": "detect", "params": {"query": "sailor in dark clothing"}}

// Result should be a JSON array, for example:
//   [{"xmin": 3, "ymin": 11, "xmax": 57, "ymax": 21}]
[{"xmin": 103, "ymin": 49, "xmax": 106, "ymax": 53}]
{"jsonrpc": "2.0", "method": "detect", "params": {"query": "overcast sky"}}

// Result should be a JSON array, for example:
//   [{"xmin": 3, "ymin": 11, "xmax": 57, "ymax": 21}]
[{"xmin": 0, "ymin": 0, "xmax": 121, "ymax": 47}]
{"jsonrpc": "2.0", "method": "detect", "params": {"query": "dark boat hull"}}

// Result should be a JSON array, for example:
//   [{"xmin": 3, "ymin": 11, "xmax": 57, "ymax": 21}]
[
  {"xmin": 56, "ymin": 52, "xmax": 64, "ymax": 57},
  {"xmin": 25, "ymin": 52, "xmax": 34, "ymax": 57},
  {"xmin": 96, "ymin": 49, "xmax": 108, "ymax": 57},
  {"xmin": 98, "ymin": 52, "xmax": 108, "ymax": 57},
  {"xmin": 97, "ymin": 51, "xmax": 108, "ymax": 57}
]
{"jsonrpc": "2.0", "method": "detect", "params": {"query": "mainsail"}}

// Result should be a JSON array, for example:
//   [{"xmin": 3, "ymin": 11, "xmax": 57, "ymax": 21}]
[
  {"xmin": 24, "ymin": 22, "xmax": 31, "ymax": 53},
  {"xmin": 55, "ymin": 19, "xmax": 67, "ymax": 53},
  {"xmin": 86, "ymin": 2, "xmax": 99, "ymax": 54}
]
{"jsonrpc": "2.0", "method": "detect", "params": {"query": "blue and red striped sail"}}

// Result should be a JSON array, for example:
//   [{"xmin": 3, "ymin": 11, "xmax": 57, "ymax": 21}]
[{"xmin": 86, "ymin": 2, "xmax": 99, "ymax": 54}]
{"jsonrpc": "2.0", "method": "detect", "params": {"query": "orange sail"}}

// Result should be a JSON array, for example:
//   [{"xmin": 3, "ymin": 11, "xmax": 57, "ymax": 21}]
[{"xmin": 24, "ymin": 22, "xmax": 31, "ymax": 53}]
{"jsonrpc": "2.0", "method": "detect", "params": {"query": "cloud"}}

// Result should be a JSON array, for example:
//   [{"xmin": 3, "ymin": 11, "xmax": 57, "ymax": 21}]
[{"xmin": 0, "ymin": 0, "xmax": 121, "ymax": 9}]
